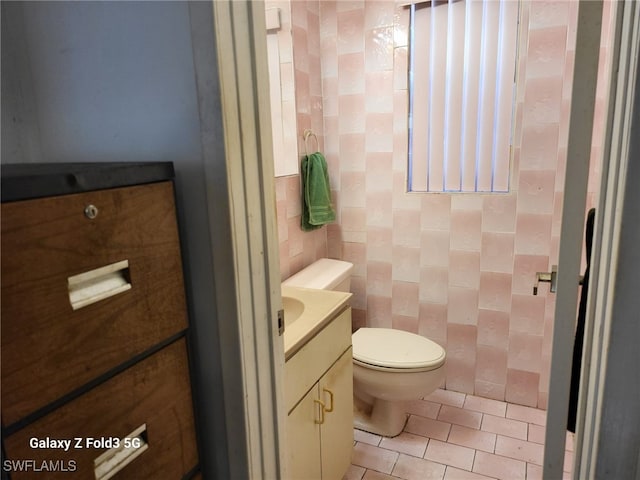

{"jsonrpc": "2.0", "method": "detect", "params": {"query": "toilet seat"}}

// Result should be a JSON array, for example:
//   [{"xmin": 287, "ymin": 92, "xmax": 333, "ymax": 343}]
[{"xmin": 352, "ymin": 328, "xmax": 445, "ymax": 372}]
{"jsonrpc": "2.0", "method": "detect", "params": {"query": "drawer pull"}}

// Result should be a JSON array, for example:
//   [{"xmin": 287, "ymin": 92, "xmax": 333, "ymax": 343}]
[
  {"xmin": 68, "ymin": 260, "xmax": 132, "ymax": 310},
  {"xmin": 94, "ymin": 423, "xmax": 148, "ymax": 480}
]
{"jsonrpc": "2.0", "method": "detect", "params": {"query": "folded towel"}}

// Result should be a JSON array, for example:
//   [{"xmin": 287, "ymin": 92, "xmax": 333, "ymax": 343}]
[{"xmin": 301, "ymin": 152, "xmax": 335, "ymax": 231}]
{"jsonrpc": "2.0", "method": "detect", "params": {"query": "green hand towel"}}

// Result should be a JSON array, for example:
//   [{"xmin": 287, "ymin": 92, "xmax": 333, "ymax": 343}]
[{"xmin": 301, "ymin": 152, "xmax": 335, "ymax": 231}]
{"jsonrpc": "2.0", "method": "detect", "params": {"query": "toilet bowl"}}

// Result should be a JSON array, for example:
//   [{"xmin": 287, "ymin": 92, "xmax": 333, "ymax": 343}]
[
  {"xmin": 283, "ymin": 258, "xmax": 447, "ymax": 437},
  {"xmin": 352, "ymin": 327, "xmax": 445, "ymax": 436}
]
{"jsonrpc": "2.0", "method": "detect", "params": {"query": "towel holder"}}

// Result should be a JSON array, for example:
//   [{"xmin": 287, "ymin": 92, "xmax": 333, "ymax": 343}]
[{"xmin": 303, "ymin": 129, "xmax": 319, "ymax": 156}]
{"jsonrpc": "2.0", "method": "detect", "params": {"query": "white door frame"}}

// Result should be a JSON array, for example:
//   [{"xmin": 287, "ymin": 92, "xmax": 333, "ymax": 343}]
[
  {"xmin": 209, "ymin": 1, "xmax": 285, "ymax": 478},
  {"xmin": 574, "ymin": 1, "xmax": 639, "ymax": 478},
  {"xmin": 545, "ymin": 1, "xmax": 639, "ymax": 479},
  {"xmin": 543, "ymin": 0, "xmax": 603, "ymax": 476}
]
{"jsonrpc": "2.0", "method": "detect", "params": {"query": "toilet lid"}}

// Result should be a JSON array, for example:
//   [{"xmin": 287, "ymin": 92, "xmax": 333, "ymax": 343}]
[{"xmin": 352, "ymin": 328, "xmax": 445, "ymax": 371}]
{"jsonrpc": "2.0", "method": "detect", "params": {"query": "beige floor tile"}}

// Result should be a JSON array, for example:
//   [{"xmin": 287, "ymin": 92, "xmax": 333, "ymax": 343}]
[
  {"xmin": 472, "ymin": 451, "xmax": 526, "ymax": 480},
  {"xmin": 480, "ymin": 414, "xmax": 528, "ymax": 440},
  {"xmin": 352, "ymin": 442, "xmax": 399, "ymax": 474},
  {"xmin": 425, "ymin": 389, "xmax": 467, "ymax": 408},
  {"xmin": 463, "ymin": 395, "xmax": 507, "ymax": 417},
  {"xmin": 494, "ymin": 435, "xmax": 544, "ymax": 465},
  {"xmin": 444, "ymin": 466, "xmax": 498, "ymax": 480},
  {"xmin": 438, "ymin": 405, "xmax": 483, "ymax": 429},
  {"xmin": 379, "ymin": 432, "xmax": 429, "ymax": 458},
  {"xmin": 448, "ymin": 425, "xmax": 496, "ymax": 453},
  {"xmin": 343, "ymin": 464, "xmax": 366, "ymax": 480},
  {"xmin": 406, "ymin": 399, "xmax": 441, "ymax": 419},
  {"xmin": 392, "ymin": 453, "xmax": 446, "ymax": 480},
  {"xmin": 424, "ymin": 439, "xmax": 475, "ymax": 471},
  {"xmin": 405, "ymin": 415, "xmax": 452, "ymax": 442},
  {"xmin": 347, "ymin": 391, "xmax": 574, "ymax": 480},
  {"xmin": 505, "ymin": 403, "xmax": 546, "ymax": 426},
  {"xmin": 355, "ymin": 428, "xmax": 383, "ymax": 446}
]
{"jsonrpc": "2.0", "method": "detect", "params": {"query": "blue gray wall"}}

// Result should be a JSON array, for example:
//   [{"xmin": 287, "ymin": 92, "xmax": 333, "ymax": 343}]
[
  {"xmin": 1, "ymin": 2, "xmax": 235, "ymax": 477},
  {"xmin": 3, "ymin": 1, "xmax": 202, "ymax": 164}
]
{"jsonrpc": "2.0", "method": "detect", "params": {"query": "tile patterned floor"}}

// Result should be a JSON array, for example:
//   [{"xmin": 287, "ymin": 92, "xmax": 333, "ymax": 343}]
[{"xmin": 343, "ymin": 389, "xmax": 574, "ymax": 480}]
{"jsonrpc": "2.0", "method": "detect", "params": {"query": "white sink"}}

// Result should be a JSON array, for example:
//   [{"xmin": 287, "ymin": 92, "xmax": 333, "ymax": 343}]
[
  {"xmin": 282, "ymin": 296, "xmax": 305, "ymax": 326},
  {"xmin": 281, "ymin": 285, "xmax": 352, "ymax": 359}
]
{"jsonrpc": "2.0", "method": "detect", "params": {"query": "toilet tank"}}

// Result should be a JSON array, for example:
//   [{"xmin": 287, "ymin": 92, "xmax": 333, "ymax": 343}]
[{"xmin": 282, "ymin": 258, "xmax": 354, "ymax": 292}]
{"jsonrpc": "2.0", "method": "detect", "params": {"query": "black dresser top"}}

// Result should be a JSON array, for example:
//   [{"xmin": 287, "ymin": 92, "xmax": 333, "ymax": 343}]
[{"xmin": 1, "ymin": 162, "xmax": 175, "ymax": 202}]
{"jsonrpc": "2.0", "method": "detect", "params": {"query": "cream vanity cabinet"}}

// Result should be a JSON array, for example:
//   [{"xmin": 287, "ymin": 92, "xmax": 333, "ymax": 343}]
[{"xmin": 284, "ymin": 306, "xmax": 353, "ymax": 480}]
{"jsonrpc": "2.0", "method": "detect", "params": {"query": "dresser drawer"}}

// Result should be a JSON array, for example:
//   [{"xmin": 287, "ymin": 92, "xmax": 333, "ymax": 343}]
[
  {"xmin": 3, "ymin": 339, "xmax": 198, "ymax": 479},
  {"xmin": 1, "ymin": 181, "xmax": 188, "ymax": 426}
]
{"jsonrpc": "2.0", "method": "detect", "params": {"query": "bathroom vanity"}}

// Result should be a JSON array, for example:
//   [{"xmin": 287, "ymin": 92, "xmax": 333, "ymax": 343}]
[
  {"xmin": 0, "ymin": 163, "xmax": 199, "ymax": 479},
  {"xmin": 282, "ymin": 286, "xmax": 353, "ymax": 480}
]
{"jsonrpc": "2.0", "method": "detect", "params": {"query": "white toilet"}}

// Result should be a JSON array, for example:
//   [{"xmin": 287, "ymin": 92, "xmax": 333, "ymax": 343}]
[{"xmin": 283, "ymin": 258, "xmax": 446, "ymax": 437}]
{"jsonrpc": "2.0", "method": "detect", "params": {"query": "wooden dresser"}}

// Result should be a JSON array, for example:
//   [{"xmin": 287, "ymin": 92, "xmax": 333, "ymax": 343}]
[{"xmin": 1, "ymin": 163, "xmax": 199, "ymax": 479}]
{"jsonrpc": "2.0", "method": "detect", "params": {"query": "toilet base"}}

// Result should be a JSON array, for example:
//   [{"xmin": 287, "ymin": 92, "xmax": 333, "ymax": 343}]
[{"xmin": 353, "ymin": 396, "xmax": 408, "ymax": 438}]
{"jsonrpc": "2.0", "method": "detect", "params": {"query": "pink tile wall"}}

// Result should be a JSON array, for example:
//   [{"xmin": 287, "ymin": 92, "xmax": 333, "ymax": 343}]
[
  {"xmin": 275, "ymin": 0, "xmax": 612, "ymax": 409},
  {"xmin": 275, "ymin": 0, "xmax": 328, "ymax": 281}
]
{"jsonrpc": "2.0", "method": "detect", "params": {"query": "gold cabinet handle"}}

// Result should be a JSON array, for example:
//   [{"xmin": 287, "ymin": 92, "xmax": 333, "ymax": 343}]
[
  {"xmin": 314, "ymin": 399, "xmax": 325, "ymax": 424},
  {"xmin": 323, "ymin": 388, "xmax": 334, "ymax": 413}
]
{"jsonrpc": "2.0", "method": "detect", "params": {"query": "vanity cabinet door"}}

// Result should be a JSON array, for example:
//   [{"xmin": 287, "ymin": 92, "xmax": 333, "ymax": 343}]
[
  {"xmin": 283, "ymin": 308, "xmax": 353, "ymax": 480},
  {"xmin": 285, "ymin": 386, "xmax": 322, "ymax": 480},
  {"xmin": 320, "ymin": 348, "xmax": 354, "ymax": 480}
]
